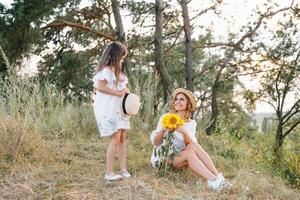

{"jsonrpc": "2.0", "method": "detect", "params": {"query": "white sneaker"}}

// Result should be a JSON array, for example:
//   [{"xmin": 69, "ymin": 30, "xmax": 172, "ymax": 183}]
[
  {"xmin": 218, "ymin": 173, "xmax": 232, "ymax": 189},
  {"xmin": 104, "ymin": 173, "xmax": 123, "ymax": 181},
  {"xmin": 207, "ymin": 173, "xmax": 231, "ymax": 192},
  {"xmin": 207, "ymin": 177, "xmax": 222, "ymax": 191},
  {"xmin": 120, "ymin": 170, "xmax": 131, "ymax": 178}
]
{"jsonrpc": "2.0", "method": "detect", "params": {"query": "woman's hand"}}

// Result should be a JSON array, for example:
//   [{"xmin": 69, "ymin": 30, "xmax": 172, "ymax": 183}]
[
  {"xmin": 175, "ymin": 125, "xmax": 187, "ymax": 134},
  {"xmin": 153, "ymin": 128, "xmax": 167, "ymax": 146},
  {"xmin": 163, "ymin": 128, "xmax": 176, "ymax": 134}
]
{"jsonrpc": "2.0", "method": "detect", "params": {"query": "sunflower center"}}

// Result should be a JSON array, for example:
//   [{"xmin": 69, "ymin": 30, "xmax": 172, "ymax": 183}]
[{"xmin": 169, "ymin": 117, "xmax": 178, "ymax": 125}]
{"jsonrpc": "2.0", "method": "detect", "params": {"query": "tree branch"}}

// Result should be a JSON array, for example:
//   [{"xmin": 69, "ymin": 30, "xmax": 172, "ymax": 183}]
[
  {"xmin": 190, "ymin": 4, "xmax": 217, "ymax": 24},
  {"xmin": 283, "ymin": 120, "xmax": 300, "ymax": 139},
  {"xmin": 41, "ymin": 20, "xmax": 116, "ymax": 41},
  {"xmin": 260, "ymin": 99, "xmax": 277, "ymax": 111},
  {"xmin": 282, "ymin": 99, "xmax": 300, "ymax": 124},
  {"xmin": 195, "ymin": 7, "xmax": 291, "ymax": 53},
  {"xmin": 164, "ymin": 28, "xmax": 184, "ymax": 55},
  {"xmin": 194, "ymin": 42, "xmax": 241, "ymax": 50}
]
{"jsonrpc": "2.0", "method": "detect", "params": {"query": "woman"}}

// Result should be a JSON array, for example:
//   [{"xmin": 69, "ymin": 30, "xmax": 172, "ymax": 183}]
[{"xmin": 150, "ymin": 88, "xmax": 230, "ymax": 191}]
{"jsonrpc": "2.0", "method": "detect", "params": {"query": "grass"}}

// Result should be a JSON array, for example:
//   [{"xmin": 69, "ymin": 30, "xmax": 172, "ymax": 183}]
[
  {"xmin": 0, "ymin": 72, "xmax": 299, "ymax": 199},
  {"xmin": 1, "ymin": 123, "xmax": 299, "ymax": 199}
]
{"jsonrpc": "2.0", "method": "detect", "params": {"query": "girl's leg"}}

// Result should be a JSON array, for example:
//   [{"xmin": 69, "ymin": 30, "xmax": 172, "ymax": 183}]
[
  {"xmin": 185, "ymin": 142, "xmax": 218, "ymax": 176},
  {"xmin": 172, "ymin": 149, "xmax": 217, "ymax": 181},
  {"xmin": 105, "ymin": 131, "xmax": 121, "ymax": 174},
  {"xmin": 118, "ymin": 129, "xmax": 127, "ymax": 170}
]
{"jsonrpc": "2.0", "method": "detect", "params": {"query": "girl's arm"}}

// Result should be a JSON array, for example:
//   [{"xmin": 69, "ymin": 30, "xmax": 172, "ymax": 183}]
[{"xmin": 97, "ymin": 80, "xmax": 128, "ymax": 97}]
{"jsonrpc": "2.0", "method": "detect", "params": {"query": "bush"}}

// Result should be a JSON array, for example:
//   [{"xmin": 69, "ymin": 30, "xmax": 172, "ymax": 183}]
[{"xmin": 252, "ymin": 133, "xmax": 300, "ymax": 189}]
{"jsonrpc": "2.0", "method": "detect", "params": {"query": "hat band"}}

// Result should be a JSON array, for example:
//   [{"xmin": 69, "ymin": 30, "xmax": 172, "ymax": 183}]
[{"xmin": 122, "ymin": 93, "xmax": 129, "ymax": 115}]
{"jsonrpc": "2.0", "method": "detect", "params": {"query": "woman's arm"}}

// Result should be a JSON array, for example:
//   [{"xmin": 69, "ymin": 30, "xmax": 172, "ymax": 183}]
[
  {"xmin": 97, "ymin": 80, "xmax": 128, "ymax": 97},
  {"xmin": 153, "ymin": 129, "xmax": 167, "ymax": 146},
  {"xmin": 176, "ymin": 126, "xmax": 191, "ymax": 145}
]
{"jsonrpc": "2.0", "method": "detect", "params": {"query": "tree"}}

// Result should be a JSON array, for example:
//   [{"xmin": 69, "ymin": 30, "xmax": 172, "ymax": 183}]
[
  {"xmin": 111, "ymin": 0, "xmax": 132, "ymax": 81},
  {"xmin": 39, "ymin": 0, "xmax": 117, "ymax": 100},
  {"xmin": 0, "ymin": 0, "xmax": 68, "ymax": 72},
  {"xmin": 154, "ymin": 0, "xmax": 173, "ymax": 103},
  {"xmin": 245, "ymin": 18, "xmax": 300, "ymax": 150},
  {"xmin": 179, "ymin": 0, "xmax": 193, "ymax": 91},
  {"xmin": 203, "ymin": 4, "xmax": 294, "ymax": 135}
]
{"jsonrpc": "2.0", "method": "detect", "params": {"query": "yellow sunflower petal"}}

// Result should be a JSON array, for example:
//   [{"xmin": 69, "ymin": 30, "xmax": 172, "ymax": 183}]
[{"xmin": 162, "ymin": 113, "xmax": 186, "ymax": 129}]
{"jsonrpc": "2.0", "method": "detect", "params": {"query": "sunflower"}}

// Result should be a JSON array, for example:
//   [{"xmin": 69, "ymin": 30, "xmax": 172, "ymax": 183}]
[{"xmin": 162, "ymin": 113, "xmax": 185, "ymax": 130}]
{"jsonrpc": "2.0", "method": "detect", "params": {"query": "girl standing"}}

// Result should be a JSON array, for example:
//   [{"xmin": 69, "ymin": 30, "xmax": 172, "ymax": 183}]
[{"xmin": 93, "ymin": 41, "xmax": 131, "ymax": 181}]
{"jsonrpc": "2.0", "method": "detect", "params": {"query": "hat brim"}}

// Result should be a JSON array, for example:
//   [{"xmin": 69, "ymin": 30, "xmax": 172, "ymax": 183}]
[{"xmin": 120, "ymin": 93, "xmax": 140, "ymax": 117}]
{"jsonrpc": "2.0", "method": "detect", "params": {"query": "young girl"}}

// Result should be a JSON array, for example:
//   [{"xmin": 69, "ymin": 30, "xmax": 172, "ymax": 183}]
[
  {"xmin": 150, "ymin": 88, "xmax": 231, "ymax": 191},
  {"xmin": 93, "ymin": 41, "xmax": 131, "ymax": 181}
]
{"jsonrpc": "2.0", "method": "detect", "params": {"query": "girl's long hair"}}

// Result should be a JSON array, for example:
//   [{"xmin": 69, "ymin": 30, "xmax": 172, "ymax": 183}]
[
  {"xmin": 96, "ymin": 41, "xmax": 127, "ymax": 83},
  {"xmin": 171, "ymin": 93, "xmax": 193, "ymax": 120}
]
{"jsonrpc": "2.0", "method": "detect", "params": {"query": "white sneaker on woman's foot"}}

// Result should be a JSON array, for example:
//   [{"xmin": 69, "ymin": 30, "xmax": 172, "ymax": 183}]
[
  {"xmin": 217, "ymin": 173, "xmax": 232, "ymax": 189},
  {"xmin": 207, "ymin": 173, "xmax": 231, "ymax": 191},
  {"xmin": 104, "ymin": 173, "xmax": 123, "ymax": 181},
  {"xmin": 120, "ymin": 169, "xmax": 131, "ymax": 178},
  {"xmin": 207, "ymin": 177, "xmax": 223, "ymax": 191}
]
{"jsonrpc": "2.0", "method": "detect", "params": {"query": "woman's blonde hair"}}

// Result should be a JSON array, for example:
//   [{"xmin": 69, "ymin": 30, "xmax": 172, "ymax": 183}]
[
  {"xmin": 96, "ymin": 41, "xmax": 127, "ymax": 83},
  {"xmin": 171, "ymin": 92, "xmax": 193, "ymax": 120}
]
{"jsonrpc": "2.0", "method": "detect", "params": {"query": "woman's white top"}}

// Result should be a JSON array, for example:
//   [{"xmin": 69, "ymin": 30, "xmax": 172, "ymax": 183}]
[
  {"xmin": 92, "ymin": 68, "xmax": 130, "ymax": 137},
  {"xmin": 150, "ymin": 114, "xmax": 197, "ymax": 167}
]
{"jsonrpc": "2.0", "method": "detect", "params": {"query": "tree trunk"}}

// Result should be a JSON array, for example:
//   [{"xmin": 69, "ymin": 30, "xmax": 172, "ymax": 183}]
[
  {"xmin": 275, "ymin": 118, "xmax": 284, "ymax": 149},
  {"xmin": 152, "ymin": 69, "xmax": 158, "ymax": 114},
  {"xmin": 154, "ymin": 0, "xmax": 172, "ymax": 103},
  {"xmin": 205, "ymin": 66, "xmax": 224, "ymax": 135},
  {"xmin": 111, "ymin": 0, "xmax": 133, "ymax": 86},
  {"xmin": 180, "ymin": 0, "xmax": 194, "ymax": 92}
]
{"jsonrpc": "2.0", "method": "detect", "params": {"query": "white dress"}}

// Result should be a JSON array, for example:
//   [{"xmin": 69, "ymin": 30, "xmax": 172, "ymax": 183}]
[
  {"xmin": 92, "ymin": 68, "xmax": 130, "ymax": 137},
  {"xmin": 150, "ymin": 114, "xmax": 197, "ymax": 167}
]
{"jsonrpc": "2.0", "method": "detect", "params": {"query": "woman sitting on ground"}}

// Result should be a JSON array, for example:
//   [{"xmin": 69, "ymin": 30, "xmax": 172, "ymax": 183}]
[{"xmin": 150, "ymin": 88, "xmax": 231, "ymax": 191}]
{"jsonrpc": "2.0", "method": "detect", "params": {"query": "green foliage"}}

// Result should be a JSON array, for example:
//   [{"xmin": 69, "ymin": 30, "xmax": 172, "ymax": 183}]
[
  {"xmin": 0, "ymin": 0, "xmax": 68, "ymax": 67},
  {"xmin": 38, "ymin": 50, "xmax": 94, "ymax": 101},
  {"xmin": 212, "ymin": 111, "xmax": 258, "ymax": 140},
  {"xmin": 252, "ymin": 132, "xmax": 300, "ymax": 189}
]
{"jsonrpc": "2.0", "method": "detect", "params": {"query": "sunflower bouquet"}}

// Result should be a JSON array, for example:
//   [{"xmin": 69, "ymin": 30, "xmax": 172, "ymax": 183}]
[{"xmin": 154, "ymin": 113, "xmax": 185, "ymax": 173}]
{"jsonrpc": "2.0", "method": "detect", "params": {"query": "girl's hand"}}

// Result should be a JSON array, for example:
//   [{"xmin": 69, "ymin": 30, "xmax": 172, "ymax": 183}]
[
  {"xmin": 118, "ymin": 88, "xmax": 129, "ymax": 97},
  {"xmin": 124, "ymin": 88, "xmax": 130, "ymax": 93}
]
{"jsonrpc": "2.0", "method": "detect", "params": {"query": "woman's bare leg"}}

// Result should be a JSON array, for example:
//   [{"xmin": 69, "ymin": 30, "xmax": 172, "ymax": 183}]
[
  {"xmin": 105, "ymin": 131, "xmax": 121, "ymax": 174},
  {"xmin": 185, "ymin": 142, "xmax": 218, "ymax": 176},
  {"xmin": 172, "ymin": 149, "xmax": 217, "ymax": 181},
  {"xmin": 118, "ymin": 129, "xmax": 127, "ymax": 170}
]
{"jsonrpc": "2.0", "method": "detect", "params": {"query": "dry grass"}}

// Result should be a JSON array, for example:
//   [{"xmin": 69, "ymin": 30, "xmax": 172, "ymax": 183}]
[
  {"xmin": 0, "ymin": 130, "xmax": 299, "ymax": 200},
  {"xmin": 0, "ymin": 74, "xmax": 299, "ymax": 199},
  {"xmin": 0, "ymin": 65, "xmax": 300, "ymax": 200}
]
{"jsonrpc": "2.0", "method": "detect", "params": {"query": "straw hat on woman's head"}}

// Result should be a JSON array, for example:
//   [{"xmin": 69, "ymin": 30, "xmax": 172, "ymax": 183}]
[{"xmin": 172, "ymin": 88, "xmax": 197, "ymax": 112}]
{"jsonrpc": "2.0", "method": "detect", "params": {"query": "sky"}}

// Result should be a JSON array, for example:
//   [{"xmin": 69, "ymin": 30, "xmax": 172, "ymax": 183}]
[{"xmin": 1, "ymin": 0, "xmax": 297, "ymax": 113}]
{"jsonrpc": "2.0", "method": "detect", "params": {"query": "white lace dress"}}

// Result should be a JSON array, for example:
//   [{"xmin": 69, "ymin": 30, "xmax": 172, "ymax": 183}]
[{"xmin": 92, "ymin": 68, "xmax": 130, "ymax": 137}]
